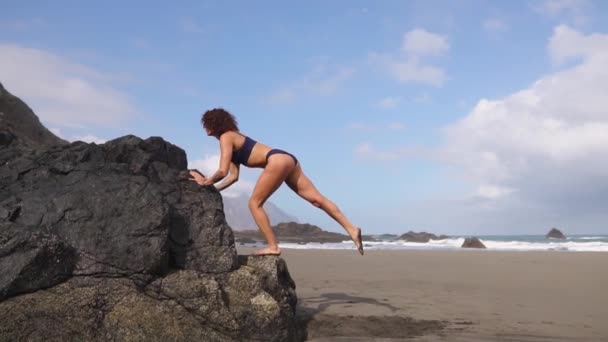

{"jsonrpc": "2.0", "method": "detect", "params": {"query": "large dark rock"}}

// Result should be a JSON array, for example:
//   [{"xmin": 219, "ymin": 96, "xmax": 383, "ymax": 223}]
[
  {"xmin": 546, "ymin": 228, "xmax": 566, "ymax": 239},
  {"xmin": 461, "ymin": 237, "xmax": 486, "ymax": 249},
  {"xmin": 1, "ymin": 134, "xmax": 236, "ymax": 284},
  {"xmin": 0, "ymin": 82, "xmax": 301, "ymax": 341},
  {"xmin": 398, "ymin": 231, "xmax": 449, "ymax": 243}
]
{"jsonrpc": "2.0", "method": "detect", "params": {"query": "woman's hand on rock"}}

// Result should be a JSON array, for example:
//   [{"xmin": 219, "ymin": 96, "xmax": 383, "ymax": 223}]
[{"xmin": 188, "ymin": 170, "xmax": 206, "ymax": 185}]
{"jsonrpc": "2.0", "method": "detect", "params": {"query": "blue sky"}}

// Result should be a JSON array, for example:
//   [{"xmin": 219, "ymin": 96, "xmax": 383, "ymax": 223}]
[{"xmin": 2, "ymin": 0, "xmax": 608, "ymax": 235}]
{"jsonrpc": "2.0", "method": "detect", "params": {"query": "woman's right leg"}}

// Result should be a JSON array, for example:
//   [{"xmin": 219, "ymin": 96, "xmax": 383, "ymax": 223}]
[{"xmin": 285, "ymin": 164, "xmax": 364, "ymax": 255}]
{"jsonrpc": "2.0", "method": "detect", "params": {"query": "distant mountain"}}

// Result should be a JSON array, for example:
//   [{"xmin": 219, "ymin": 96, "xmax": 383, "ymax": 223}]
[{"xmin": 222, "ymin": 194, "xmax": 299, "ymax": 231}]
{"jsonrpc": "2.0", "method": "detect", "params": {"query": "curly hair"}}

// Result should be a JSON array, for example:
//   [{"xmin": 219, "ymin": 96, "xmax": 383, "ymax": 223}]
[{"xmin": 201, "ymin": 108, "xmax": 239, "ymax": 136}]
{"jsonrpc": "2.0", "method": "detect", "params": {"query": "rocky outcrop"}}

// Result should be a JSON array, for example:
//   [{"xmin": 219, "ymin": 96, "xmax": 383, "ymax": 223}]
[
  {"xmin": 235, "ymin": 221, "xmax": 350, "ymax": 244},
  {"xmin": 546, "ymin": 228, "xmax": 566, "ymax": 239},
  {"xmin": 0, "ymin": 82, "xmax": 301, "ymax": 341},
  {"xmin": 461, "ymin": 237, "xmax": 486, "ymax": 249},
  {"xmin": 398, "ymin": 231, "xmax": 449, "ymax": 243}
]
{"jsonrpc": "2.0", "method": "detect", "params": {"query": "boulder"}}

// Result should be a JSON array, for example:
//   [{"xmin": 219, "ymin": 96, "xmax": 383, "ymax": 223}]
[
  {"xmin": 461, "ymin": 237, "xmax": 486, "ymax": 249},
  {"xmin": 0, "ymin": 82, "xmax": 301, "ymax": 341},
  {"xmin": 0, "ymin": 134, "xmax": 237, "ymax": 285},
  {"xmin": 546, "ymin": 228, "xmax": 566, "ymax": 239}
]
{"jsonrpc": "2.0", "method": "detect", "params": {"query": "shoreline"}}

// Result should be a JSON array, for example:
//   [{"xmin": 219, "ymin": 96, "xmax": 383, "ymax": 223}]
[
  {"xmin": 238, "ymin": 247, "xmax": 608, "ymax": 341},
  {"xmin": 235, "ymin": 236, "xmax": 608, "ymax": 252},
  {"xmin": 238, "ymin": 243, "xmax": 608, "ymax": 253}
]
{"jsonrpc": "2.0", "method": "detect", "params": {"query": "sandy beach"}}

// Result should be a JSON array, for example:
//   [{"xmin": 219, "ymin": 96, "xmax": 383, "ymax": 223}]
[{"xmin": 237, "ymin": 246, "xmax": 607, "ymax": 341}]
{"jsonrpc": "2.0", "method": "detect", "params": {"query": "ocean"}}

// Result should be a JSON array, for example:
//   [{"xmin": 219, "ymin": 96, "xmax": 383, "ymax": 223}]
[{"xmin": 264, "ymin": 235, "xmax": 608, "ymax": 252}]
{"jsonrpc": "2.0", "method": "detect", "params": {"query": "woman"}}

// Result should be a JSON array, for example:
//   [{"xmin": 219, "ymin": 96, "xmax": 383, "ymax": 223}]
[{"xmin": 188, "ymin": 108, "xmax": 364, "ymax": 256}]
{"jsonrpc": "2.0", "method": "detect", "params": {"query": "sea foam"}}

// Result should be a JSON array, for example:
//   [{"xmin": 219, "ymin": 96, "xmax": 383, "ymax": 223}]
[{"xmin": 257, "ymin": 236, "xmax": 608, "ymax": 252}]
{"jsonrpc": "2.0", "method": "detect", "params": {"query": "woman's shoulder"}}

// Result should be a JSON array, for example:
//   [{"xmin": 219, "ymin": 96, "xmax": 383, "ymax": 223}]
[
  {"xmin": 220, "ymin": 130, "xmax": 243, "ymax": 139},
  {"xmin": 220, "ymin": 130, "xmax": 250, "ymax": 145}
]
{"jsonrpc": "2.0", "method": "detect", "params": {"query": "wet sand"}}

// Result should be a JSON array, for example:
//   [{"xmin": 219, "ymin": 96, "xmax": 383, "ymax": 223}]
[{"xmin": 237, "ymin": 247, "xmax": 608, "ymax": 341}]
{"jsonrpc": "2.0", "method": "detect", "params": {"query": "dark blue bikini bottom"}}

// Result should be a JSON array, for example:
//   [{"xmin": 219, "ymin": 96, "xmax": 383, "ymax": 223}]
[{"xmin": 266, "ymin": 149, "xmax": 298, "ymax": 165}]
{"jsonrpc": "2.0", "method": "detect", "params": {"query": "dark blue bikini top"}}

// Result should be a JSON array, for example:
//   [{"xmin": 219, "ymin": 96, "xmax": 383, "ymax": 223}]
[{"xmin": 231, "ymin": 135, "xmax": 257, "ymax": 165}]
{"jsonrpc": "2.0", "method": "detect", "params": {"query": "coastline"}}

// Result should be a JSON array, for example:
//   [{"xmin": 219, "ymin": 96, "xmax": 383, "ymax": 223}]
[{"xmin": 238, "ymin": 247, "xmax": 608, "ymax": 341}]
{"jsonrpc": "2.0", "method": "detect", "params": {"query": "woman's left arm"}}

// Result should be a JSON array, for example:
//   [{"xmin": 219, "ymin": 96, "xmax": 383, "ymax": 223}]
[
  {"xmin": 202, "ymin": 133, "xmax": 233, "ymax": 186},
  {"xmin": 215, "ymin": 162, "xmax": 239, "ymax": 191}
]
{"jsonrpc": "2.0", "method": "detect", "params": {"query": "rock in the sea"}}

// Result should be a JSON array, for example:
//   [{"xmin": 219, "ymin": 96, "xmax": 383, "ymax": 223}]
[
  {"xmin": 398, "ymin": 231, "xmax": 449, "ymax": 243},
  {"xmin": 461, "ymin": 237, "xmax": 486, "ymax": 249},
  {"xmin": 546, "ymin": 228, "xmax": 566, "ymax": 239},
  {"xmin": 0, "ymin": 82, "xmax": 301, "ymax": 341}
]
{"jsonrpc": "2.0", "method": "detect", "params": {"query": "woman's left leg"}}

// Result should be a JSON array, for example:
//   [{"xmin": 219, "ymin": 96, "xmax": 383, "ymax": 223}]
[{"xmin": 248, "ymin": 154, "xmax": 296, "ymax": 255}]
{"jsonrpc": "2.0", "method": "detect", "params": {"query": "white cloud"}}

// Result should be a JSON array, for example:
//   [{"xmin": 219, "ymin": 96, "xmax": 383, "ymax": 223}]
[
  {"xmin": 72, "ymin": 135, "xmax": 107, "ymax": 144},
  {"xmin": 0, "ymin": 44, "xmax": 138, "ymax": 129},
  {"xmin": 393, "ymin": 59, "xmax": 444, "ymax": 85},
  {"xmin": 402, "ymin": 28, "xmax": 449, "ymax": 57},
  {"xmin": 370, "ymin": 28, "xmax": 449, "ymax": 87},
  {"xmin": 476, "ymin": 185, "xmax": 517, "ymax": 199},
  {"xmin": 482, "ymin": 18, "xmax": 508, "ymax": 32},
  {"xmin": 548, "ymin": 24, "xmax": 608, "ymax": 65},
  {"xmin": 188, "ymin": 155, "xmax": 255, "ymax": 198},
  {"xmin": 266, "ymin": 64, "xmax": 355, "ymax": 105},
  {"xmin": 50, "ymin": 128, "xmax": 107, "ymax": 144},
  {"xmin": 436, "ymin": 25, "xmax": 608, "ymax": 214},
  {"xmin": 188, "ymin": 154, "xmax": 220, "ymax": 176}
]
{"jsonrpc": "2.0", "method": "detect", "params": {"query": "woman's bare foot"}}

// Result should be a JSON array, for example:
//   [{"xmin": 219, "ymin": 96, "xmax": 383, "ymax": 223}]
[
  {"xmin": 349, "ymin": 227, "xmax": 364, "ymax": 255},
  {"xmin": 253, "ymin": 246, "xmax": 281, "ymax": 256}
]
